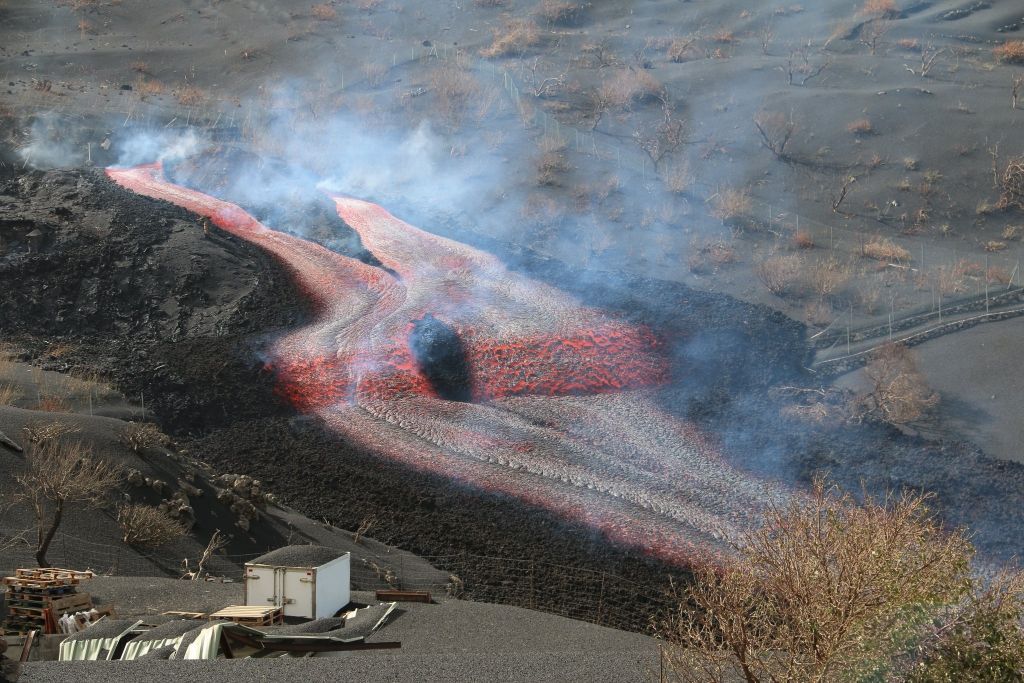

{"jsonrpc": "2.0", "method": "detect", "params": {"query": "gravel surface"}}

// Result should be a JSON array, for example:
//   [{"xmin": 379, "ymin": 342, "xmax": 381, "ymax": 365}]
[
  {"xmin": 20, "ymin": 653, "xmax": 660, "ymax": 683},
  {"xmin": 63, "ymin": 619, "xmax": 138, "ymax": 643},
  {"xmin": 136, "ymin": 646, "xmax": 175, "ymax": 660},
  {"xmin": 323, "ymin": 604, "xmax": 392, "ymax": 640},
  {"xmin": 86, "ymin": 576, "xmax": 242, "ymax": 619},
  {"xmin": 249, "ymin": 545, "xmax": 346, "ymax": 567}
]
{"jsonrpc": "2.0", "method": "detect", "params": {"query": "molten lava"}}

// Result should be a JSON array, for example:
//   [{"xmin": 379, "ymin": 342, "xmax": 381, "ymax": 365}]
[{"xmin": 106, "ymin": 162, "xmax": 785, "ymax": 565}]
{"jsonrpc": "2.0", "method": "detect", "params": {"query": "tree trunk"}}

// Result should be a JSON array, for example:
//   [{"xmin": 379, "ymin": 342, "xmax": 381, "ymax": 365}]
[{"xmin": 35, "ymin": 501, "xmax": 63, "ymax": 568}]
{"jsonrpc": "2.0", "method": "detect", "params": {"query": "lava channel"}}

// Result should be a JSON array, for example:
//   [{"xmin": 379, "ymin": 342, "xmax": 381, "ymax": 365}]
[{"xmin": 107, "ymin": 162, "xmax": 787, "ymax": 566}]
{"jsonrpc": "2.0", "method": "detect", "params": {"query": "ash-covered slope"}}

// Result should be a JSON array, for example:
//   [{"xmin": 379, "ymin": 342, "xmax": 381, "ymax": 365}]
[{"xmin": 0, "ymin": 168, "xmax": 308, "ymax": 433}]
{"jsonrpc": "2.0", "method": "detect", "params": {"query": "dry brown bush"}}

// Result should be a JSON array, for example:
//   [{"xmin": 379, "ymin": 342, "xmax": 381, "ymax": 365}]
[
  {"xmin": 130, "ymin": 60, "xmax": 150, "ymax": 74},
  {"xmin": 22, "ymin": 421, "xmax": 81, "ymax": 445},
  {"xmin": 709, "ymin": 187, "xmax": 752, "ymax": 225},
  {"xmin": 480, "ymin": 18, "xmax": 541, "ymax": 58},
  {"xmin": 663, "ymin": 161, "xmax": 693, "ymax": 195},
  {"xmin": 534, "ymin": 0, "xmax": 585, "ymax": 24},
  {"xmin": 535, "ymin": 135, "xmax": 570, "ymax": 186},
  {"xmin": 117, "ymin": 503, "xmax": 188, "ymax": 548},
  {"xmin": 15, "ymin": 440, "xmax": 123, "ymax": 567},
  {"xmin": 666, "ymin": 36, "xmax": 700, "ymax": 63},
  {"xmin": 0, "ymin": 383, "xmax": 19, "ymax": 406},
  {"xmin": 429, "ymin": 64, "xmax": 480, "ymax": 129},
  {"xmin": 984, "ymin": 240, "xmax": 1007, "ymax": 252},
  {"xmin": 863, "ymin": 236, "xmax": 910, "ymax": 262},
  {"xmin": 791, "ymin": 230, "xmax": 815, "ymax": 249},
  {"xmin": 809, "ymin": 256, "xmax": 851, "ymax": 298},
  {"xmin": 859, "ymin": 0, "xmax": 899, "ymax": 17},
  {"xmin": 861, "ymin": 342, "xmax": 938, "ymax": 424},
  {"xmin": 687, "ymin": 238, "xmax": 737, "ymax": 274},
  {"xmin": 135, "ymin": 77, "xmax": 165, "ymax": 99},
  {"xmin": 37, "ymin": 394, "xmax": 70, "ymax": 413},
  {"xmin": 847, "ymin": 117, "xmax": 874, "ymax": 135},
  {"xmin": 1002, "ymin": 224, "xmax": 1021, "ymax": 240},
  {"xmin": 994, "ymin": 40, "xmax": 1024, "ymax": 64},
  {"xmin": 472, "ymin": 0, "xmax": 508, "ymax": 6},
  {"xmin": 175, "ymin": 85, "xmax": 205, "ymax": 106},
  {"xmin": 754, "ymin": 254, "xmax": 802, "ymax": 296},
  {"xmin": 598, "ymin": 68, "xmax": 663, "ymax": 109},
  {"xmin": 118, "ymin": 422, "xmax": 170, "ymax": 453},
  {"xmin": 663, "ymin": 479, "xmax": 971, "ymax": 682},
  {"xmin": 999, "ymin": 156, "xmax": 1024, "ymax": 208},
  {"xmin": 311, "ymin": 3, "xmax": 337, "ymax": 21}
]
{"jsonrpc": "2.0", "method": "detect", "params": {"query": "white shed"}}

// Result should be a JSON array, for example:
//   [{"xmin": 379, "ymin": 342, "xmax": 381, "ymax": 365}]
[{"xmin": 244, "ymin": 545, "xmax": 351, "ymax": 620}]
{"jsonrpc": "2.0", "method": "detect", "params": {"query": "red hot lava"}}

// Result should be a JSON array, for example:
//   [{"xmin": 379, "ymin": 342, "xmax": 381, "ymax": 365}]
[{"xmin": 107, "ymin": 162, "xmax": 786, "ymax": 566}]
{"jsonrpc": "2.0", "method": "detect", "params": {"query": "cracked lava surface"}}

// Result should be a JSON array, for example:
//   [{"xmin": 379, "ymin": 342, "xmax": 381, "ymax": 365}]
[{"xmin": 107, "ymin": 162, "xmax": 787, "ymax": 565}]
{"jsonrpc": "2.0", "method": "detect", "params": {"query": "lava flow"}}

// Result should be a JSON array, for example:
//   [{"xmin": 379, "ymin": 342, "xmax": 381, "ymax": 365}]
[{"xmin": 107, "ymin": 162, "xmax": 786, "ymax": 565}]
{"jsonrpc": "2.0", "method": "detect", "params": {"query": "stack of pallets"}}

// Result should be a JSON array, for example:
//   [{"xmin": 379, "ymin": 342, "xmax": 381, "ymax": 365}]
[{"xmin": 2, "ymin": 568, "xmax": 95, "ymax": 635}]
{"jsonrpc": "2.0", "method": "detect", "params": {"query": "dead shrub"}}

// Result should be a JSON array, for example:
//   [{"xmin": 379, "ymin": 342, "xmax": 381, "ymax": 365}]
[
  {"xmin": 999, "ymin": 156, "xmax": 1024, "ymax": 208},
  {"xmin": 481, "ymin": 18, "xmax": 541, "ymax": 57},
  {"xmin": 687, "ymin": 238, "xmax": 737, "ymax": 274},
  {"xmin": 598, "ymin": 68, "xmax": 663, "ymax": 109},
  {"xmin": 22, "ymin": 421, "xmax": 81, "ymax": 446},
  {"xmin": 130, "ymin": 60, "xmax": 150, "ymax": 74},
  {"xmin": 984, "ymin": 240, "xmax": 1007, "ymax": 252},
  {"xmin": 1002, "ymin": 224, "xmax": 1021, "ymax": 240},
  {"xmin": 135, "ymin": 77, "xmax": 165, "ymax": 99},
  {"xmin": 429, "ymin": 64, "xmax": 480, "ymax": 129},
  {"xmin": 862, "ymin": 236, "xmax": 910, "ymax": 262},
  {"xmin": 987, "ymin": 265, "xmax": 1013, "ymax": 285},
  {"xmin": 175, "ymin": 85, "xmax": 205, "ymax": 106},
  {"xmin": 117, "ymin": 503, "xmax": 188, "ymax": 548},
  {"xmin": 535, "ymin": 135, "xmax": 570, "ymax": 186},
  {"xmin": 809, "ymin": 256, "xmax": 851, "ymax": 298},
  {"xmin": 534, "ymin": 0, "xmax": 585, "ymax": 25},
  {"xmin": 709, "ymin": 187, "xmax": 752, "ymax": 226},
  {"xmin": 118, "ymin": 422, "xmax": 170, "ymax": 453},
  {"xmin": 663, "ymin": 161, "xmax": 693, "ymax": 195},
  {"xmin": 791, "ymin": 230, "xmax": 815, "ymax": 249},
  {"xmin": 311, "ymin": 3, "xmax": 337, "ymax": 21},
  {"xmin": 861, "ymin": 342, "xmax": 938, "ymax": 424},
  {"xmin": 994, "ymin": 40, "xmax": 1024, "ymax": 64},
  {"xmin": 666, "ymin": 37, "xmax": 700, "ymax": 63},
  {"xmin": 0, "ymin": 383, "xmax": 20, "ymax": 406},
  {"xmin": 472, "ymin": 0, "xmax": 508, "ymax": 6},
  {"xmin": 859, "ymin": 0, "xmax": 899, "ymax": 17},
  {"xmin": 37, "ymin": 394, "xmax": 70, "ymax": 413},
  {"xmin": 753, "ymin": 110, "xmax": 796, "ymax": 158},
  {"xmin": 755, "ymin": 254, "xmax": 802, "ymax": 297},
  {"xmin": 846, "ymin": 117, "xmax": 874, "ymax": 135}
]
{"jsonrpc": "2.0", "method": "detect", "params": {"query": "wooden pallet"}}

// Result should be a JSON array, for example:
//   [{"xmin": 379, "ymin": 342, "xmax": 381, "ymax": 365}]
[
  {"xmin": 208, "ymin": 605, "xmax": 284, "ymax": 626},
  {"xmin": 15, "ymin": 568, "xmax": 94, "ymax": 582},
  {"xmin": 162, "ymin": 610, "xmax": 208, "ymax": 619},
  {"xmin": 3, "ymin": 576, "xmax": 77, "ymax": 589},
  {"xmin": 7, "ymin": 592, "xmax": 92, "ymax": 614},
  {"xmin": 375, "ymin": 589, "xmax": 432, "ymax": 603}
]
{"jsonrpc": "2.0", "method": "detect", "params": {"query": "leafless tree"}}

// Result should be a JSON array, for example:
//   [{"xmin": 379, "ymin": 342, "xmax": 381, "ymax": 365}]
[
  {"xmin": 662, "ymin": 479, "xmax": 973, "ymax": 683},
  {"xmin": 760, "ymin": 18, "xmax": 774, "ymax": 55},
  {"xmin": 781, "ymin": 45, "xmax": 831, "ymax": 86},
  {"xmin": 182, "ymin": 529, "xmax": 229, "ymax": 580},
  {"xmin": 859, "ymin": 19, "xmax": 891, "ymax": 55},
  {"xmin": 752, "ymin": 110, "xmax": 796, "ymax": 158},
  {"xmin": 860, "ymin": 342, "xmax": 939, "ymax": 424},
  {"xmin": 14, "ymin": 440, "xmax": 123, "ymax": 567},
  {"xmin": 832, "ymin": 174, "xmax": 857, "ymax": 215},
  {"xmin": 904, "ymin": 45, "xmax": 945, "ymax": 77}
]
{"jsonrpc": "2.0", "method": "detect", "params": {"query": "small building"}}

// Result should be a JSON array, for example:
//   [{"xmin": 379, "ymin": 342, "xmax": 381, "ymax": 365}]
[{"xmin": 243, "ymin": 545, "xmax": 350, "ymax": 620}]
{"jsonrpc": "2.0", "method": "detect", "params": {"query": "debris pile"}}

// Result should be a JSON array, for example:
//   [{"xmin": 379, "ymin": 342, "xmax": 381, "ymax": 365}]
[{"xmin": 2, "ymin": 569, "xmax": 105, "ymax": 635}]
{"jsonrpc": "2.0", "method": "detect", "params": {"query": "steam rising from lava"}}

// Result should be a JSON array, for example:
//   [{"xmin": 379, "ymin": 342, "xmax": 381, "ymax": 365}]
[{"xmin": 107, "ymin": 162, "xmax": 788, "ymax": 565}]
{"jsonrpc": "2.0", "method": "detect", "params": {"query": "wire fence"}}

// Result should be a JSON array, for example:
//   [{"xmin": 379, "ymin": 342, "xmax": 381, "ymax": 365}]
[{"xmin": 0, "ymin": 527, "xmax": 672, "ymax": 632}]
